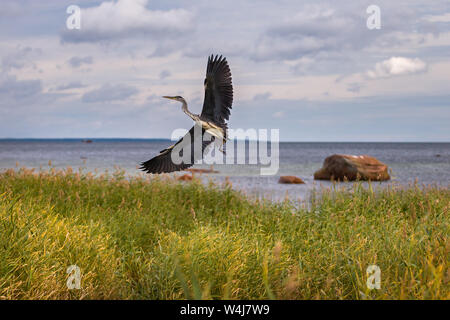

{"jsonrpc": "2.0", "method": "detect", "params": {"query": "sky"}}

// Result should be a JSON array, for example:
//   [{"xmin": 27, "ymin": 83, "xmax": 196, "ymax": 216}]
[{"xmin": 0, "ymin": 0, "xmax": 449, "ymax": 141}]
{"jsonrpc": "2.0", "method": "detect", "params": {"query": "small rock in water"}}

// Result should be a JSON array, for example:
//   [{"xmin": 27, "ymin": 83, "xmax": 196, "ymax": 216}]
[
  {"xmin": 278, "ymin": 176, "xmax": 305, "ymax": 184},
  {"xmin": 177, "ymin": 174, "xmax": 193, "ymax": 181},
  {"xmin": 186, "ymin": 166, "xmax": 218, "ymax": 174}
]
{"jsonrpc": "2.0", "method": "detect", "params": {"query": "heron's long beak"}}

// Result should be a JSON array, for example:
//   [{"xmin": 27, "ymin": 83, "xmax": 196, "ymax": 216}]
[{"xmin": 163, "ymin": 96, "xmax": 176, "ymax": 100}]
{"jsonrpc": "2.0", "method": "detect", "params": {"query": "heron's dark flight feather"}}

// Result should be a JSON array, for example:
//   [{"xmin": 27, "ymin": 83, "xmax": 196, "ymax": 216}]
[
  {"xmin": 200, "ymin": 55, "xmax": 233, "ymax": 125},
  {"xmin": 139, "ymin": 125, "xmax": 215, "ymax": 174}
]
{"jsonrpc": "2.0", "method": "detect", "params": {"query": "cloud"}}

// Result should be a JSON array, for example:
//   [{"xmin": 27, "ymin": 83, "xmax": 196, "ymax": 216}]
[
  {"xmin": 0, "ymin": 75, "xmax": 64, "ymax": 114},
  {"xmin": 0, "ymin": 75, "xmax": 42, "ymax": 101},
  {"xmin": 250, "ymin": 2, "xmax": 443, "ymax": 65},
  {"xmin": 81, "ymin": 83, "xmax": 138, "ymax": 103},
  {"xmin": 67, "ymin": 56, "xmax": 93, "ymax": 68},
  {"xmin": 55, "ymin": 81, "xmax": 87, "ymax": 91},
  {"xmin": 347, "ymin": 82, "xmax": 363, "ymax": 93},
  {"xmin": 252, "ymin": 6, "xmax": 366, "ymax": 61},
  {"xmin": 367, "ymin": 57, "xmax": 427, "ymax": 79},
  {"xmin": 1, "ymin": 46, "xmax": 41, "ymax": 72},
  {"xmin": 253, "ymin": 92, "xmax": 272, "ymax": 101},
  {"xmin": 61, "ymin": 0, "xmax": 194, "ymax": 43},
  {"xmin": 159, "ymin": 70, "xmax": 171, "ymax": 80},
  {"xmin": 423, "ymin": 13, "xmax": 450, "ymax": 23}
]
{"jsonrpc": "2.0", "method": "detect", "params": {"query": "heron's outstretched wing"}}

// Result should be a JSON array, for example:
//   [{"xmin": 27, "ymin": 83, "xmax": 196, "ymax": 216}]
[
  {"xmin": 200, "ymin": 55, "xmax": 233, "ymax": 124},
  {"xmin": 140, "ymin": 125, "xmax": 214, "ymax": 174}
]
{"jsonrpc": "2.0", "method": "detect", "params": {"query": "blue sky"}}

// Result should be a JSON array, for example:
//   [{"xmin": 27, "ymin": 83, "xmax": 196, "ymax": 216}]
[{"xmin": 0, "ymin": 0, "xmax": 449, "ymax": 141}]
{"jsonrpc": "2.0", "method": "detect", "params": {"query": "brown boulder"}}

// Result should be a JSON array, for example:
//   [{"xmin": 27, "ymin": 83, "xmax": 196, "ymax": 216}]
[
  {"xmin": 314, "ymin": 154, "xmax": 390, "ymax": 181},
  {"xmin": 278, "ymin": 176, "xmax": 305, "ymax": 184}
]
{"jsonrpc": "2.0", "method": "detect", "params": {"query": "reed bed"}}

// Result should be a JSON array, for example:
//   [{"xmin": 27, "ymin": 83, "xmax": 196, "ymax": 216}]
[{"xmin": 0, "ymin": 167, "xmax": 448, "ymax": 299}]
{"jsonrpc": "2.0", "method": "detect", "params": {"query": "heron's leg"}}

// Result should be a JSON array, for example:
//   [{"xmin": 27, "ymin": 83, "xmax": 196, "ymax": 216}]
[
  {"xmin": 218, "ymin": 139, "xmax": 226, "ymax": 155},
  {"xmin": 213, "ymin": 136, "xmax": 226, "ymax": 155}
]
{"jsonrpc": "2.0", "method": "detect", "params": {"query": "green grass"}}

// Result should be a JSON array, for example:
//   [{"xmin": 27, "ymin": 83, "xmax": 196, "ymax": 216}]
[{"xmin": 0, "ymin": 167, "xmax": 448, "ymax": 299}]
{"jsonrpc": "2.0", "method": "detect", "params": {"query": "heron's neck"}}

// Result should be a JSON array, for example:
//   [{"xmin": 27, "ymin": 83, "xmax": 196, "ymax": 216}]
[{"xmin": 181, "ymin": 100, "xmax": 197, "ymax": 121}]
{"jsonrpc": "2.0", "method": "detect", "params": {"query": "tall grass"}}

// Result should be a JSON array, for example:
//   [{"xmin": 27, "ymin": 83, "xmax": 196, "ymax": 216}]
[{"xmin": 0, "ymin": 167, "xmax": 448, "ymax": 299}]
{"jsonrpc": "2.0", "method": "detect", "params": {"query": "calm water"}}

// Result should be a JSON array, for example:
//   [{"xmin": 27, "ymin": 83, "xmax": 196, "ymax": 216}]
[{"xmin": 1, "ymin": 139, "xmax": 449, "ymax": 201}]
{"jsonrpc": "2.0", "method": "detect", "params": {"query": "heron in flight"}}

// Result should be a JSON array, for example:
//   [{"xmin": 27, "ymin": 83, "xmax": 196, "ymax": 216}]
[{"xmin": 140, "ymin": 54, "xmax": 233, "ymax": 174}]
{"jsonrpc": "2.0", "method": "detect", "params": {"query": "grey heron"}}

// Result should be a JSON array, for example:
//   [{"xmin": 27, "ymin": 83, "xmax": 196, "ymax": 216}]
[{"xmin": 140, "ymin": 54, "xmax": 233, "ymax": 174}]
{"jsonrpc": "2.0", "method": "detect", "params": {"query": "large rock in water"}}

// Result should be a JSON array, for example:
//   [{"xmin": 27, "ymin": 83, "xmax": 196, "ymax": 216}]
[{"xmin": 314, "ymin": 154, "xmax": 390, "ymax": 181}]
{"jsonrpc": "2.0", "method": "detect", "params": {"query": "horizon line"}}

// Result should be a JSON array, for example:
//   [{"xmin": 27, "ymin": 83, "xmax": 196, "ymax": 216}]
[{"xmin": 0, "ymin": 138, "xmax": 449, "ymax": 143}]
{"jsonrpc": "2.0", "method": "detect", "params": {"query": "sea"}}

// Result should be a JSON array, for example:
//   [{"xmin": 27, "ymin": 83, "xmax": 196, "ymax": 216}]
[{"xmin": 0, "ymin": 139, "xmax": 449, "ymax": 202}]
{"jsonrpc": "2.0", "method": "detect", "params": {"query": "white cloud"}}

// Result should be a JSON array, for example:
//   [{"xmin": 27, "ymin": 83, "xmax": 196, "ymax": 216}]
[
  {"xmin": 61, "ymin": 0, "xmax": 194, "ymax": 43},
  {"xmin": 82, "ymin": 83, "xmax": 138, "ymax": 103},
  {"xmin": 424, "ymin": 13, "xmax": 450, "ymax": 23},
  {"xmin": 367, "ymin": 57, "xmax": 427, "ymax": 79}
]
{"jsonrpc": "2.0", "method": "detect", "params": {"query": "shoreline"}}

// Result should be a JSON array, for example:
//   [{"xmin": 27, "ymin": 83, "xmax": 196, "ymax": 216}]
[{"xmin": 2, "ymin": 165, "xmax": 449, "ymax": 204}]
